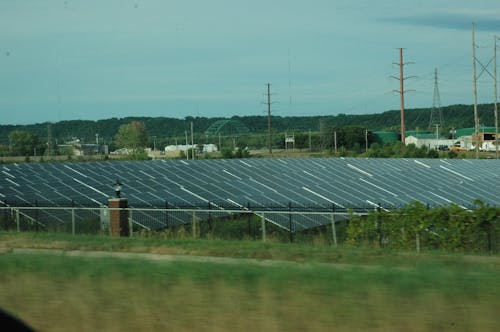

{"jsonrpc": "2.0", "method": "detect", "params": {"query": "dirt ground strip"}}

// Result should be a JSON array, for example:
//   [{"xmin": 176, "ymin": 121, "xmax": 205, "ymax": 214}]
[{"xmin": 3, "ymin": 247, "xmax": 364, "ymax": 270}]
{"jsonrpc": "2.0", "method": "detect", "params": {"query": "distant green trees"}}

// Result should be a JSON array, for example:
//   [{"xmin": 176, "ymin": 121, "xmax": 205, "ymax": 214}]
[
  {"xmin": 1, "ymin": 103, "xmax": 497, "ymax": 148},
  {"xmin": 7, "ymin": 130, "xmax": 42, "ymax": 156},
  {"xmin": 114, "ymin": 121, "xmax": 149, "ymax": 159},
  {"xmin": 365, "ymin": 142, "xmax": 441, "ymax": 158},
  {"xmin": 221, "ymin": 148, "xmax": 250, "ymax": 159},
  {"xmin": 115, "ymin": 121, "xmax": 148, "ymax": 150},
  {"xmin": 318, "ymin": 125, "xmax": 374, "ymax": 151},
  {"xmin": 1, "ymin": 101, "xmax": 497, "ymax": 159}
]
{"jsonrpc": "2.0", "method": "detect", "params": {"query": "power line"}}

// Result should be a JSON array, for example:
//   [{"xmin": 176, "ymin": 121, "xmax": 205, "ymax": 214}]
[{"xmin": 429, "ymin": 68, "xmax": 444, "ymax": 130}]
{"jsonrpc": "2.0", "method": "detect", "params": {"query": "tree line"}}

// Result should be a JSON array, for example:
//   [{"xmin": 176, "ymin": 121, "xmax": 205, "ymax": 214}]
[
  {"xmin": 0, "ymin": 103, "xmax": 497, "ymax": 144},
  {"xmin": 0, "ymin": 103, "xmax": 497, "ymax": 157}
]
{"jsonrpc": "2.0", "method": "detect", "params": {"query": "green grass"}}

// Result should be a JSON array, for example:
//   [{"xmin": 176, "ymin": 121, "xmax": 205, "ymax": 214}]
[
  {"xmin": 1, "ymin": 251, "xmax": 499, "ymax": 331},
  {"xmin": 1, "ymin": 231, "xmax": 500, "ymax": 331},
  {"xmin": 2, "ymin": 231, "xmax": 500, "ymax": 267}
]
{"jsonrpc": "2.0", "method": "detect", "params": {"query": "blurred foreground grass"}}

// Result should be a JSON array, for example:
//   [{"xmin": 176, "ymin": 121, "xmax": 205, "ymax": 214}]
[{"xmin": 0, "ymin": 232, "xmax": 499, "ymax": 331}]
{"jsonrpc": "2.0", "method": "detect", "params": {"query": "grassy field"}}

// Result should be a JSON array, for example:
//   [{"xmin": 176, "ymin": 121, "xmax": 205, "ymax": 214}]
[{"xmin": 1, "ymin": 232, "xmax": 499, "ymax": 331}]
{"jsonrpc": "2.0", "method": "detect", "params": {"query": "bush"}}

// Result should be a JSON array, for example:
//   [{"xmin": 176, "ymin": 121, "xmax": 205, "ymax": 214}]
[
  {"xmin": 345, "ymin": 201, "xmax": 500, "ymax": 253},
  {"xmin": 221, "ymin": 148, "xmax": 234, "ymax": 159},
  {"xmin": 447, "ymin": 150, "xmax": 458, "ymax": 159},
  {"xmin": 427, "ymin": 149, "xmax": 439, "ymax": 158}
]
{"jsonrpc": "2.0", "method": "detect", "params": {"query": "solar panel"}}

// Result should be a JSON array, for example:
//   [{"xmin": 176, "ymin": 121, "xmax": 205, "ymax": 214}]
[{"xmin": 1, "ymin": 158, "xmax": 499, "ymax": 231}]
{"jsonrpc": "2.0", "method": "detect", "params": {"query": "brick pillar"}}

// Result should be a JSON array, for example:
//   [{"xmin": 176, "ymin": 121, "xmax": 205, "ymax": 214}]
[{"xmin": 109, "ymin": 198, "xmax": 129, "ymax": 237}]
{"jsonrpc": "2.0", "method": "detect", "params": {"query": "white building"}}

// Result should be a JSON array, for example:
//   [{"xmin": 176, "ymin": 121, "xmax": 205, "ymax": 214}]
[
  {"xmin": 405, "ymin": 134, "xmax": 455, "ymax": 150},
  {"xmin": 202, "ymin": 144, "xmax": 218, "ymax": 153},
  {"xmin": 164, "ymin": 144, "xmax": 197, "ymax": 152},
  {"xmin": 164, "ymin": 144, "xmax": 218, "ymax": 153}
]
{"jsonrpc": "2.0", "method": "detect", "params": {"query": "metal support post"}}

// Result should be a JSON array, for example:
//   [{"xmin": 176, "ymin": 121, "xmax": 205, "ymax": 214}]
[
  {"xmin": 34, "ymin": 200, "xmax": 38, "ymax": 231},
  {"xmin": 288, "ymin": 202, "xmax": 293, "ymax": 243},
  {"xmin": 71, "ymin": 208, "xmax": 75, "ymax": 236},
  {"xmin": 192, "ymin": 211, "xmax": 197, "ymax": 238},
  {"xmin": 331, "ymin": 205, "xmax": 337, "ymax": 247},
  {"xmin": 16, "ymin": 208, "xmax": 20, "ymax": 232},
  {"xmin": 377, "ymin": 203, "xmax": 382, "ymax": 248},
  {"xmin": 261, "ymin": 214, "xmax": 266, "ymax": 242},
  {"xmin": 128, "ymin": 209, "xmax": 133, "ymax": 238},
  {"xmin": 2, "ymin": 204, "xmax": 7, "ymax": 230},
  {"xmin": 208, "ymin": 201, "xmax": 212, "ymax": 231},
  {"xmin": 165, "ymin": 201, "xmax": 169, "ymax": 227},
  {"xmin": 247, "ymin": 202, "xmax": 254, "ymax": 239}
]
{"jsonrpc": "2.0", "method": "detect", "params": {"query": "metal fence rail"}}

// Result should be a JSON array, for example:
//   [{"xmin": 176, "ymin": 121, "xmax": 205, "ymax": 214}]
[{"xmin": 0, "ymin": 205, "xmax": 364, "ymax": 244}]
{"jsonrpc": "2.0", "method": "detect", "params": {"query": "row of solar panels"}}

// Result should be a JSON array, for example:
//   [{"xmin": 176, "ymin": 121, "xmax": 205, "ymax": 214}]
[{"xmin": 1, "ymin": 158, "xmax": 499, "ymax": 231}]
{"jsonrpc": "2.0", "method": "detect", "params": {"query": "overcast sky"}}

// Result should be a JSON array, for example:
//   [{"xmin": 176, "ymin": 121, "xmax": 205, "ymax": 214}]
[{"xmin": 1, "ymin": 0, "xmax": 500, "ymax": 125}]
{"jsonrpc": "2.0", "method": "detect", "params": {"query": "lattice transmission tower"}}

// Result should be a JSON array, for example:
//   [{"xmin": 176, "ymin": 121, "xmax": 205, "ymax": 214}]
[{"xmin": 428, "ymin": 68, "xmax": 444, "ymax": 130}]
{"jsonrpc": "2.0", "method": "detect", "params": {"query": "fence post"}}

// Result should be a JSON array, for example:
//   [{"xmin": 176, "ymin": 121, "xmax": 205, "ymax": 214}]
[
  {"xmin": 108, "ymin": 198, "xmax": 129, "ymax": 237},
  {"xmin": 377, "ymin": 203, "xmax": 382, "ymax": 248},
  {"xmin": 192, "ymin": 211, "xmax": 197, "ymax": 238},
  {"xmin": 165, "ymin": 201, "xmax": 169, "ymax": 227},
  {"xmin": 3, "ymin": 203, "xmax": 7, "ymax": 230},
  {"xmin": 129, "ymin": 209, "xmax": 133, "ymax": 238},
  {"xmin": 71, "ymin": 207, "xmax": 75, "ymax": 236},
  {"xmin": 34, "ymin": 200, "xmax": 39, "ymax": 232},
  {"xmin": 288, "ymin": 202, "xmax": 293, "ymax": 243},
  {"xmin": 16, "ymin": 208, "xmax": 20, "ymax": 232},
  {"xmin": 331, "ymin": 204, "xmax": 337, "ymax": 247},
  {"xmin": 247, "ymin": 203, "xmax": 251, "ymax": 238},
  {"xmin": 208, "ymin": 201, "xmax": 212, "ymax": 232},
  {"xmin": 261, "ymin": 213, "xmax": 266, "ymax": 242}
]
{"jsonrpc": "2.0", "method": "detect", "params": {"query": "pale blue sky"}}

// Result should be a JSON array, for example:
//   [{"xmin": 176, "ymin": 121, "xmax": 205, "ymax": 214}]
[{"xmin": 1, "ymin": 0, "xmax": 500, "ymax": 124}]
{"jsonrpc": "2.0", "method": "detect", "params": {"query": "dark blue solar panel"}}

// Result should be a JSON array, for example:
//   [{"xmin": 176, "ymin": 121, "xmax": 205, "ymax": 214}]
[{"xmin": 1, "ymin": 158, "xmax": 499, "ymax": 230}]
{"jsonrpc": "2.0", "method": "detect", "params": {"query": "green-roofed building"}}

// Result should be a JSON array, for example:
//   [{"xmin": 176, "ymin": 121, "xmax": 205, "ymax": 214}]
[
  {"xmin": 454, "ymin": 127, "xmax": 497, "ymax": 138},
  {"xmin": 407, "ymin": 133, "xmax": 445, "ymax": 140},
  {"xmin": 405, "ymin": 130, "xmax": 433, "ymax": 137},
  {"xmin": 373, "ymin": 131, "xmax": 400, "ymax": 145}
]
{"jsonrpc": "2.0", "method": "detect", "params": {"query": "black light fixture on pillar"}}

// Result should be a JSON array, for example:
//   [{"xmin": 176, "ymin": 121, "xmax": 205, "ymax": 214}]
[{"xmin": 114, "ymin": 179, "xmax": 122, "ymax": 198}]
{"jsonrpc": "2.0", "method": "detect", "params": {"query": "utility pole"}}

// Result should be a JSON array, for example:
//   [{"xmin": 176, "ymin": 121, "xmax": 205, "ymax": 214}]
[
  {"xmin": 494, "ymin": 35, "xmax": 499, "ymax": 159},
  {"xmin": 267, "ymin": 83, "xmax": 272, "ymax": 154},
  {"xmin": 288, "ymin": 48, "xmax": 292, "ymax": 114},
  {"xmin": 334, "ymin": 130, "xmax": 338, "ymax": 154},
  {"xmin": 218, "ymin": 133, "xmax": 221, "ymax": 153},
  {"xmin": 392, "ymin": 48, "xmax": 415, "ymax": 147},
  {"xmin": 309, "ymin": 129, "xmax": 312, "ymax": 152},
  {"xmin": 435, "ymin": 124, "xmax": 440, "ymax": 149},
  {"xmin": 365, "ymin": 129, "xmax": 368, "ymax": 152},
  {"xmin": 472, "ymin": 23, "xmax": 480, "ymax": 159},
  {"xmin": 185, "ymin": 130, "xmax": 189, "ymax": 160},
  {"xmin": 95, "ymin": 133, "xmax": 99, "ymax": 155},
  {"xmin": 191, "ymin": 121, "xmax": 195, "ymax": 160},
  {"xmin": 47, "ymin": 123, "xmax": 52, "ymax": 156}
]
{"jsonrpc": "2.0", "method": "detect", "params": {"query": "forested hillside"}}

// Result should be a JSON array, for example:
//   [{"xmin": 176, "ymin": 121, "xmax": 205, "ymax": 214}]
[{"xmin": 0, "ymin": 103, "xmax": 496, "ymax": 145}]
